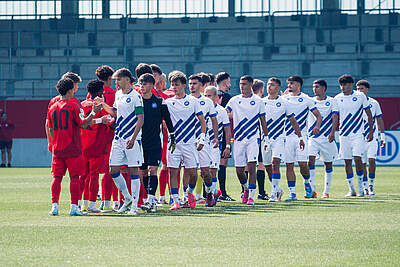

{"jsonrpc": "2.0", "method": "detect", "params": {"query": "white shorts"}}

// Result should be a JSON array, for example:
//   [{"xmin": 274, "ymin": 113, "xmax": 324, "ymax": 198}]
[
  {"xmin": 308, "ymin": 138, "xmax": 338, "ymax": 162},
  {"xmin": 109, "ymin": 138, "xmax": 144, "ymax": 167},
  {"xmin": 167, "ymin": 143, "xmax": 199, "ymax": 169},
  {"xmin": 284, "ymin": 135, "xmax": 308, "ymax": 163},
  {"xmin": 210, "ymin": 146, "xmax": 221, "ymax": 169},
  {"xmin": 338, "ymin": 134, "xmax": 365, "ymax": 160},
  {"xmin": 198, "ymin": 142, "xmax": 212, "ymax": 168},
  {"xmin": 362, "ymin": 138, "xmax": 379, "ymax": 163},
  {"xmin": 262, "ymin": 138, "xmax": 285, "ymax": 165},
  {"xmin": 233, "ymin": 139, "xmax": 259, "ymax": 167}
]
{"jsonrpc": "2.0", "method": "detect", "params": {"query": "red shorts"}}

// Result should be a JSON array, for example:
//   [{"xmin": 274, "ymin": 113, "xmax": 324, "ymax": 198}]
[
  {"xmin": 52, "ymin": 155, "xmax": 83, "ymax": 177},
  {"xmin": 161, "ymin": 141, "xmax": 168, "ymax": 165},
  {"xmin": 82, "ymin": 154, "xmax": 107, "ymax": 175}
]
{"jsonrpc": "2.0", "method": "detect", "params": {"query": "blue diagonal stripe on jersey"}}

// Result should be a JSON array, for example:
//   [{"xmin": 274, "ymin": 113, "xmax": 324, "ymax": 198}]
[
  {"xmin": 267, "ymin": 114, "xmax": 286, "ymax": 134},
  {"xmin": 313, "ymin": 118, "xmax": 333, "ymax": 138},
  {"xmin": 245, "ymin": 127, "xmax": 259, "ymax": 141},
  {"xmin": 175, "ymin": 113, "xmax": 196, "ymax": 137},
  {"xmin": 310, "ymin": 112, "xmax": 332, "ymax": 137},
  {"xmin": 182, "ymin": 122, "xmax": 198, "ymax": 143},
  {"xmin": 194, "ymin": 120, "xmax": 201, "ymax": 138},
  {"xmin": 118, "ymin": 117, "xmax": 138, "ymax": 139},
  {"xmin": 339, "ymin": 106, "xmax": 363, "ymax": 135},
  {"xmin": 269, "ymin": 121, "xmax": 285, "ymax": 139},
  {"xmin": 173, "ymin": 118, "xmax": 184, "ymax": 131},
  {"xmin": 272, "ymin": 128, "xmax": 284, "ymax": 140},
  {"xmin": 233, "ymin": 117, "xmax": 249, "ymax": 136},
  {"xmin": 237, "ymin": 120, "xmax": 259, "ymax": 141},
  {"xmin": 115, "ymin": 112, "xmax": 135, "ymax": 136},
  {"xmin": 287, "ymin": 108, "xmax": 308, "ymax": 136},
  {"xmin": 234, "ymin": 114, "xmax": 259, "ymax": 140},
  {"xmin": 121, "ymin": 119, "xmax": 139, "ymax": 139},
  {"xmin": 209, "ymin": 122, "xmax": 223, "ymax": 141},
  {"xmin": 342, "ymin": 107, "xmax": 364, "ymax": 136},
  {"xmin": 176, "ymin": 115, "xmax": 198, "ymax": 143},
  {"xmin": 339, "ymin": 113, "xmax": 352, "ymax": 131}
]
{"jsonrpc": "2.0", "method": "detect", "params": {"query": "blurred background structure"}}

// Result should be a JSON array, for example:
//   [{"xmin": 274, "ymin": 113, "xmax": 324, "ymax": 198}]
[{"xmin": 0, "ymin": 0, "xmax": 399, "ymax": 166}]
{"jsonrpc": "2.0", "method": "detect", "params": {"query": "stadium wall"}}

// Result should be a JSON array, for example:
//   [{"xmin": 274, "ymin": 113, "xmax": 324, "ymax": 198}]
[{"xmin": 3, "ymin": 98, "xmax": 400, "ymax": 167}]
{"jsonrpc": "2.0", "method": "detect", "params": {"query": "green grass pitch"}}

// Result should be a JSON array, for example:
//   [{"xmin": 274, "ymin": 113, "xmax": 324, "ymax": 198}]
[{"xmin": 0, "ymin": 167, "xmax": 399, "ymax": 266}]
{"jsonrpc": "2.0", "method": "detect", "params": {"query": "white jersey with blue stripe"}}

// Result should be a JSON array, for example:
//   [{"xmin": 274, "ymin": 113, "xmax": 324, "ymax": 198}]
[
  {"xmin": 262, "ymin": 96, "xmax": 293, "ymax": 141},
  {"xmin": 308, "ymin": 96, "xmax": 338, "ymax": 140},
  {"xmin": 282, "ymin": 92, "xmax": 317, "ymax": 136},
  {"xmin": 113, "ymin": 88, "xmax": 143, "ymax": 140},
  {"xmin": 208, "ymin": 104, "xmax": 230, "ymax": 143},
  {"xmin": 335, "ymin": 91, "xmax": 370, "ymax": 137},
  {"xmin": 226, "ymin": 94, "xmax": 265, "ymax": 142},
  {"xmin": 165, "ymin": 95, "xmax": 203, "ymax": 144},
  {"xmin": 192, "ymin": 94, "xmax": 217, "ymax": 139},
  {"xmin": 362, "ymin": 97, "xmax": 382, "ymax": 140}
]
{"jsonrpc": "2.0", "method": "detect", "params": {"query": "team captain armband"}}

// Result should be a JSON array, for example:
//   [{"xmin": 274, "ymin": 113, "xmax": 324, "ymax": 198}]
[{"xmin": 135, "ymin": 106, "xmax": 144, "ymax": 115}]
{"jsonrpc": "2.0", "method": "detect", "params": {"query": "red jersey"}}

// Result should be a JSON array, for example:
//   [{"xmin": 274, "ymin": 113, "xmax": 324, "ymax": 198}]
[
  {"xmin": 48, "ymin": 95, "xmax": 81, "ymax": 110},
  {"xmin": 47, "ymin": 99, "xmax": 84, "ymax": 158},
  {"xmin": 0, "ymin": 120, "xmax": 15, "ymax": 142},
  {"xmin": 80, "ymin": 99, "xmax": 108, "ymax": 157}
]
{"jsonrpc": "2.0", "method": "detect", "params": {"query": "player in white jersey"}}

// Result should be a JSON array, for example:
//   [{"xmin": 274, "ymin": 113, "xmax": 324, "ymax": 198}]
[
  {"xmin": 356, "ymin": 80, "xmax": 385, "ymax": 195},
  {"xmin": 281, "ymin": 76, "xmax": 322, "ymax": 201},
  {"xmin": 226, "ymin": 75, "xmax": 269, "ymax": 205},
  {"xmin": 204, "ymin": 86, "xmax": 232, "ymax": 197},
  {"xmin": 335, "ymin": 75, "xmax": 374, "ymax": 197},
  {"xmin": 187, "ymin": 74, "xmax": 220, "ymax": 207},
  {"xmin": 165, "ymin": 71, "xmax": 207, "ymax": 210},
  {"xmin": 101, "ymin": 68, "xmax": 144, "ymax": 215},
  {"xmin": 307, "ymin": 80, "xmax": 339, "ymax": 199},
  {"xmin": 262, "ymin": 77, "xmax": 305, "ymax": 202}
]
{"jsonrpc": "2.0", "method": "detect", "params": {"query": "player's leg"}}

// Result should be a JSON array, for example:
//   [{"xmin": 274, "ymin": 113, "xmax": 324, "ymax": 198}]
[
  {"xmin": 344, "ymin": 159, "xmax": 356, "ymax": 196},
  {"xmin": 145, "ymin": 165, "xmax": 159, "ymax": 212},
  {"xmin": 6, "ymin": 145, "xmax": 12, "ymax": 167},
  {"xmin": 308, "ymin": 155, "xmax": 317, "ymax": 194},
  {"xmin": 0, "ymin": 146, "xmax": 6, "ymax": 166},
  {"xmin": 126, "ymin": 166, "xmax": 140, "ymax": 215},
  {"xmin": 256, "ymin": 142, "xmax": 268, "ymax": 200},
  {"xmin": 246, "ymin": 161, "xmax": 257, "ymax": 205},
  {"xmin": 209, "ymin": 146, "xmax": 222, "ymax": 203},
  {"xmin": 319, "ymin": 140, "xmax": 337, "ymax": 198},
  {"xmin": 322, "ymin": 161, "xmax": 333, "ymax": 198},
  {"xmin": 66, "ymin": 156, "xmax": 84, "ymax": 216},
  {"xmin": 284, "ymin": 136, "xmax": 297, "ymax": 201},
  {"xmin": 87, "ymin": 156, "xmax": 103, "ymax": 213},
  {"xmin": 352, "ymin": 136, "xmax": 367, "ymax": 197},
  {"xmin": 269, "ymin": 158, "xmax": 283, "ymax": 202},
  {"xmin": 368, "ymin": 158, "xmax": 376, "ymax": 195},
  {"xmin": 49, "ymin": 155, "xmax": 67, "ymax": 215},
  {"xmin": 296, "ymin": 135, "xmax": 312, "ymax": 198},
  {"xmin": 159, "ymin": 163, "xmax": 169, "ymax": 204},
  {"xmin": 233, "ymin": 141, "xmax": 249, "ymax": 203},
  {"xmin": 167, "ymin": 144, "xmax": 184, "ymax": 210},
  {"xmin": 339, "ymin": 136, "xmax": 356, "ymax": 197}
]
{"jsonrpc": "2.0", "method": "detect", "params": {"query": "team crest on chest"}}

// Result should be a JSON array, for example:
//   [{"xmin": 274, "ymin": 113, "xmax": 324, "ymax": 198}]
[
  {"xmin": 325, "ymin": 102, "xmax": 330, "ymax": 106},
  {"xmin": 250, "ymin": 100, "xmax": 255, "ymax": 105},
  {"xmin": 184, "ymin": 101, "xmax": 189, "ymax": 106},
  {"xmin": 276, "ymin": 102, "xmax": 281, "ymax": 107},
  {"xmin": 200, "ymin": 100, "xmax": 205, "ymax": 105},
  {"xmin": 298, "ymin": 98, "xmax": 303, "ymax": 102},
  {"xmin": 152, "ymin": 102, "xmax": 157, "ymax": 108},
  {"xmin": 352, "ymin": 97, "xmax": 357, "ymax": 101},
  {"xmin": 126, "ymin": 97, "xmax": 131, "ymax": 103}
]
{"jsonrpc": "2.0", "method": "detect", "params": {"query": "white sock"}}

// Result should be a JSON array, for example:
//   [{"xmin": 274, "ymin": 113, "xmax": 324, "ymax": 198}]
[
  {"xmin": 369, "ymin": 178, "xmax": 375, "ymax": 186},
  {"xmin": 205, "ymin": 184, "xmax": 212, "ymax": 193},
  {"xmin": 104, "ymin": 200, "xmax": 111, "ymax": 208},
  {"xmin": 195, "ymin": 193, "xmax": 201, "ymax": 200},
  {"xmin": 347, "ymin": 176, "xmax": 355, "ymax": 191},
  {"xmin": 83, "ymin": 200, "xmax": 89, "ymax": 207},
  {"xmin": 160, "ymin": 196, "xmax": 165, "ymax": 201},
  {"xmin": 71, "ymin": 203, "xmax": 78, "ymax": 210},
  {"xmin": 112, "ymin": 174, "xmax": 131, "ymax": 199},
  {"xmin": 147, "ymin": 194, "xmax": 154, "ymax": 204},
  {"xmin": 172, "ymin": 194, "xmax": 179, "ymax": 202},
  {"xmin": 272, "ymin": 179, "xmax": 280, "ymax": 194},
  {"xmin": 52, "ymin": 203, "xmax": 58, "ymax": 209},
  {"xmin": 324, "ymin": 171, "xmax": 333, "ymax": 194},
  {"xmin": 309, "ymin": 168, "xmax": 316, "ymax": 192},
  {"xmin": 249, "ymin": 188, "xmax": 256, "ymax": 199},
  {"xmin": 77, "ymin": 200, "xmax": 81, "ymax": 207},
  {"xmin": 183, "ymin": 191, "xmax": 188, "ymax": 201},
  {"xmin": 289, "ymin": 187, "xmax": 296, "ymax": 194},
  {"xmin": 241, "ymin": 181, "xmax": 249, "ymax": 190},
  {"xmin": 130, "ymin": 178, "xmax": 140, "ymax": 205},
  {"xmin": 210, "ymin": 182, "xmax": 217, "ymax": 194},
  {"xmin": 113, "ymin": 201, "xmax": 119, "ymax": 207},
  {"xmin": 356, "ymin": 174, "xmax": 363, "ymax": 191},
  {"xmin": 88, "ymin": 201, "xmax": 96, "ymax": 209}
]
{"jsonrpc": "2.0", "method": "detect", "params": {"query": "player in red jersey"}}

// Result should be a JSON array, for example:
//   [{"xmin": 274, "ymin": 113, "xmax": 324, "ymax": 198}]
[
  {"xmin": 48, "ymin": 78, "xmax": 102, "ymax": 216},
  {"xmin": 80, "ymin": 80, "xmax": 114, "ymax": 213}
]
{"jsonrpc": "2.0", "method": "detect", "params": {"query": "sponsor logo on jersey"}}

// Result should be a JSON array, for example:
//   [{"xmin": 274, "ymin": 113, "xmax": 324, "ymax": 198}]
[{"xmin": 152, "ymin": 102, "xmax": 157, "ymax": 108}]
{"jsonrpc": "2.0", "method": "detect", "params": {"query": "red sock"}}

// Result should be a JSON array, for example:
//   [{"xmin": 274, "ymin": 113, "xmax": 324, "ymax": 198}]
[
  {"xmin": 159, "ymin": 169, "xmax": 168, "ymax": 197},
  {"xmin": 51, "ymin": 176, "xmax": 63, "ymax": 204},
  {"xmin": 79, "ymin": 175, "xmax": 87, "ymax": 200},
  {"xmin": 70, "ymin": 175, "xmax": 80, "ymax": 205},
  {"xmin": 102, "ymin": 172, "xmax": 113, "ymax": 201},
  {"xmin": 89, "ymin": 173, "xmax": 99, "ymax": 202},
  {"xmin": 83, "ymin": 175, "xmax": 90, "ymax": 201},
  {"xmin": 112, "ymin": 183, "xmax": 118, "ymax": 202},
  {"xmin": 138, "ymin": 183, "xmax": 147, "ymax": 206}
]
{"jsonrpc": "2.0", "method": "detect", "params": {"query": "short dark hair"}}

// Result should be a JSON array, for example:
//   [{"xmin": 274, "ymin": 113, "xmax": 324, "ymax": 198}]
[
  {"xmin": 356, "ymin": 79, "xmax": 370, "ymax": 89},
  {"xmin": 169, "ymin": 71, "xmax": 187, "ymax": 85},
  {"xmin": 62, "ymin": 72, "xmax": 82, "ymax": 83},
  {"xmin": 268, "ymin": 77, "xmax": 281, "ymax": 86},
  {"xmin": 135, "ymin": 63, "xmax": 152, "ymax": 79},
  {"xmin": 287, "ymin": 75, "xmax": 303, "ymax": 86},
  {"xmin": 189, "ymin": 73, "xmax": 202, "ymax": 83},
  {"xmin": 150, "ymin": 64, "xmax": 162, "ymax": 75},
  {"xmin": 252, "ymin": 79, "xmax": 264, "ymax": 93},
  {"xmin": 313, "ymin": 79, "xmax": 327, "ymax": 90},
  {"xmin": 87, "ymin": 79, "xmax": 104, "ymax": 99},
  {"xmin": 198, "ymin": 72, "xmax": 211, "ymax": 86},
  {"xmin": 208, "ymin": 73, "xmax": 216, "ymax": 85},
  {"xmin": 113, "ymin": 68, "xmax": 136, "ymax": 83},
  {"xmin": 338, "ymin": 74, "xmax": 354, "ymax": 85},
  {"xmin": 240, "ymin": 75, "xmax": 254, "ymax": 84},
  {"xmin": 216, "ymin": 72, "xmax": 230, "ymax": 85},
  {"xmin": 56, "ymin": 78, "xmax": 74, "ymax": 96},
  {"xmin": 96, "ymin": 65, "xmax": 114, "ymax": 82},
  {"xmin": 139, "ymin": 73, "xmax": 156, "ymax": 85}
]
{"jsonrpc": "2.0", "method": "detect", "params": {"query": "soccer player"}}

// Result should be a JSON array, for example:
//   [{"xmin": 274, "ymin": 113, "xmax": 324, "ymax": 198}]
[
  {"xmin": 252, "ymin": 79, "xmax": 270, "ymax": 200},
  {"xmin": 80, "ymin": 79, "xmax": 113, "ymax": 213},
  {"xmin": 165, "ymin": 71, "xmax": 207, "ymax": 210},
  {"xmin": 307, "ymin": 80, "xmax": 339, "ymax": 199},
  {"xmin": 101, "ymin": 68, "xmax": 144, "ymax": 215},
  {"xmin": 282, "ymin": 75, "xmax": 322, "ymax": 201},
  {"xmin": 204, "ymin": 86, "xmax": 231, "ymax": 194},
  {"xmin": 155, "ymin": 73, "xmax": 167, "ymax": 92},
  {"xmin": 150, "ymin": 63, "xmax": 163, "ymax": 85},
  {"xmin": 356, "ymin": 79, "xmax": 385, "ymax": 195},
  {"xmin": 215, "ymin": 72, "xmax": 234, "ymax": 201},
  {"xmin": 138, "ymin": 73, "xmax": 176, "ymax": 212},
  {"xmin": 262, "ymin": 77, "xmax": 304, "ymax": 202},
  {"xmin": 226, "ymin": 75, "xmax": 269, "ymax": 205},
  {"xmin": 335, "ymin": 74, "xmax": 374, "ymax": 197},
  {"xmin": 95, "ymin": 65, "xmax": 119, "ymax": 211},
  {"xmin": 188, "ymin": 73, "xmax": 219, "ymax": 207},
  {"xmin": 48, "ymin": 77, "xmax": 102, "ymax": 216}
]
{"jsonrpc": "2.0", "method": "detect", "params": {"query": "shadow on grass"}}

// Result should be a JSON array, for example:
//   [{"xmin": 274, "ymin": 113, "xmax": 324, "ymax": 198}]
[{"xmin": 85, "ymin": 195, "xmax": 400, "ymax": 218}]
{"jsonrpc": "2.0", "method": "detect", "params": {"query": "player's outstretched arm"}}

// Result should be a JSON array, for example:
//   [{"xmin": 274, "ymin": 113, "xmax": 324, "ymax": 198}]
[
  {"xmin": 80, "ymin": 102, "xmax": 102, "ymax": 129},
  {"xmin": 288, "ymin": 116, "xmax": 305, "ymax": 150},
  {"xmin": 365, "ymin": 108, "xmax": 374, "ymax": 142},
  {"xmin": 328, "ymin": 113, "xmax": 339, "ymax": 143},
  {"xmin": 377, "ymin": 116, "xmax": 385, "ymax": 147},
  {"xmin": 101, "ymin": 102, "xmax": 117, "ymax": 118},
  {"xmin": 311, "ymin": 108, "xmax": 322, "ymax": 135}
]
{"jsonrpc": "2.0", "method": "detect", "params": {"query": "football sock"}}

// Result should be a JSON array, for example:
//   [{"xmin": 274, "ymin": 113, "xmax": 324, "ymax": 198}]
[
  {"xmin": 204, "ymin": 181, "xmax": 212, "ymax": 193},
  {"xmin": 362, "ymin": 174, "xmax": 368, "ymax": 189},
  {"xmin": 302, "ymin": 174, "xmax": 310, "ymax": 184},
  {"xmin": 218, "ymin": 165, "xmax": 227, "ymax": 196},
  {"xmin": 89, "ymin": 173, "xmax": 99, "ymax": 202},
  {"xmin": 171, "ymin": 188, "xmax": 179, "ymax": 202},
  {"xmin": 271, "ymin": 173, "xmax": 281, "ymax": 193},
  {"xmin": 102, "ymin": 172, "xmax": 113, "ymax": 201},
  {"xmin": 70, "ymin": 175, "xmax": 80, "ymax": 205},
  {"xmin": 149, "ymin": 175, "xmax": 158, "ymax": 196},
  {"xmin": 369, "ymin": 173, "xmax": 375, "ymax": 186},
  {"xmin": 309, "ymin": 165, "xmax": 316, "ymax": 192},
  {"xmin": 346, "ymin": 173, "xmax": 355, "ymax": 191},
  {"xmin": 356, "ymin": 170, "xmax": 364, "ymax": 191},
  {"xmin": 288, "ymin": 180, "xmax": 296, "ymax": 194},
  {"xmin": 111, "ymin": 172, "xmax": 131, "ymax": 199},
  {"xmin": 112, "ymin": 183, "xmax": 118, "ymax": 202},
  {"xmin": 240, "ymin": 179, "xmax": 249, "ymax": 190},
  {"xmin": 245, "ymin": 170, "xmax": 248, "ymax": 179},
  {"xmin": 249, "ymin": 183, "xmax": 256, "ymax": 199},
  {"xmin": 51, "ymin": 176, "xmax": 62, "ymax": 204},
  {"xmin": 82, "ymin": 200, "xmax": 89, "ymax": 207},
  {"xmin": 88, "ymin": 201, "xmax": 96, "ymax": 209},
  {"xmin": 104, "ymin": 200, "xmax": 111, "ymax": 208},
  {"xmin": 158, "ymin": 169, "xmax": 168, "ymax": 197},
  {"xmin": 183, "ymin": 186, "xmax": 188, "ymax": 201},
  {"xmin": 324, "ymin": 168, "xmax": 333, "ymax": 194},
  {"xmin": 188, "ymin": 183, "xmax": 196, "ymax": 194},
  {"xmin": 143, "ymin": 176, "xmax": 149, "ymax": 194},
  {"xmin": 256, "ymin": 170, "xmax": 265, "ymax": 195},
  {"xmin": 211, "ymin": 177, "xmax": 218, "ymax": 194},
  {"xmin": 130, "ymin": 174, "xmax": 140, "ymax": 205}
]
